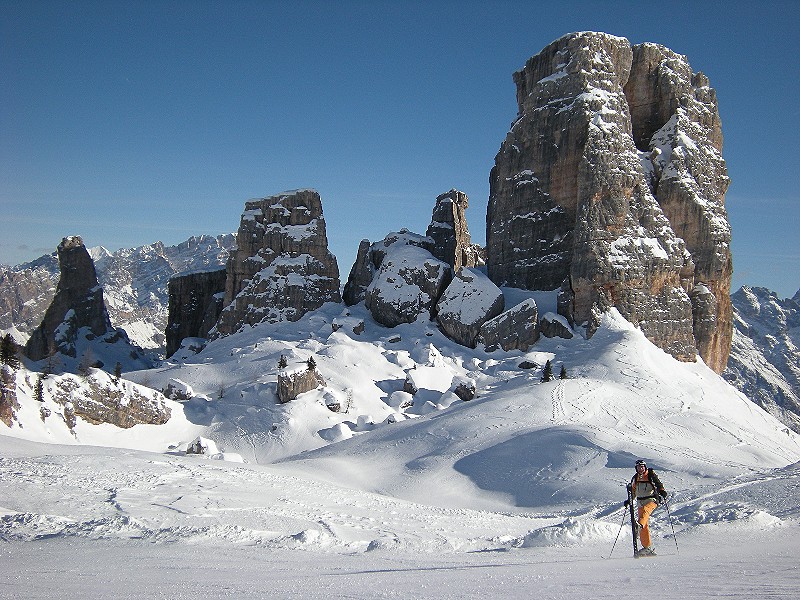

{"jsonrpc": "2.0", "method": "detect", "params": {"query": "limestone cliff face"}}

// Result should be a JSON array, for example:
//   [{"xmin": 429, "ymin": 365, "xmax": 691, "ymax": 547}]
[
  {"xmin": 215, "ymin": 190, "xmax": 341, "ymax": 335},
  {"xmin": 165, "ymin": 268, "xmax": 227, "ymax": 357},
  {"xmin": 25, "ymin": 237, "xmax": 115, "ymax": 360},
  {"xmin": 626, "ymin": 43, "xmax": 732, "ymax": 373},
  {"xmin": 487, "ymin": 32, "xmax": 732, "ymax": 372}
]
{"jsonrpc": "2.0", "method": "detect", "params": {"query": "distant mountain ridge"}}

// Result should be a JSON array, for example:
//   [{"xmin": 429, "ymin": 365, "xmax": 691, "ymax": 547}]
[
  {"xmin": 723, "ymin": 285, "xmax": 800, "ymax": 432},
  {"xmin": 0, "ymin": 234, "xmax": 235, "ymax": 350}
]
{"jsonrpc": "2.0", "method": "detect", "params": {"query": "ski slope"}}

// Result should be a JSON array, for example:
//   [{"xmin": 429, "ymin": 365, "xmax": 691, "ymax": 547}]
[{"xmin": 2, "ymin": 302, "xmax": 800, "ymax": 597}]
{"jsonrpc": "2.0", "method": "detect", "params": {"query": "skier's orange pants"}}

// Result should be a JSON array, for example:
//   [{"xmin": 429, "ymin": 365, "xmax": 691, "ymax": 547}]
[{"xmin": 637, "ymin": 500, "xmax": 658, "ymax": 548}]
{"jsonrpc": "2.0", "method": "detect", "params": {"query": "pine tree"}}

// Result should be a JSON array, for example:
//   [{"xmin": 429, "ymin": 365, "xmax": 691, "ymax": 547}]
[
  {"xmin": 307, "ymin": 355, "xmax": 316, "ymax": 371},
  {"xmin": 278, "ymin": 355, "xmax": 288, "ymax": 369},
  {"xmin": 113, "ymin": 362, "xmax": 122, "ymax": 384},
  {"xmin": 541, "ymin": 360, "xmax": 553, "ymax": 382},
  {"xmin": 0, "ymin": 334, "xmax": 19, "ymax": 369},
  {"xmin": 34, "ymin": 373, "xmax": 45, "ymax": 403},
  {"xmin": 43, "ymin": 342, "xmax": 60, "ymax": 377},
  {"xmin": 560, "ymin": 365, "xmax": 568, "ymax": 380}
]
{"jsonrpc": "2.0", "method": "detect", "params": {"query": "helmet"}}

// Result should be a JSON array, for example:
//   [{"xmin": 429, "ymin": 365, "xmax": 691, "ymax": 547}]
[{"xmin": 635, "ymin": 459, "xmax": 647, "ymax": 468}]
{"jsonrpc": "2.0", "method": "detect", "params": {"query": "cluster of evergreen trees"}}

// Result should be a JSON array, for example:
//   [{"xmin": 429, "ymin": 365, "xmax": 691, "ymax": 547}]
[{"xmin": 541, "ymin": 360, "xmax": 568, "ymax": 382}]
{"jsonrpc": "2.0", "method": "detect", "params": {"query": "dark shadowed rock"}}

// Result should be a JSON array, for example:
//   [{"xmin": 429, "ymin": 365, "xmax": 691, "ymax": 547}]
[
  {"xmin": 215, "ymin": 190, "xmax": 341, "ymax": 335},
  {"xmin": 343, "ymin": 239, "xmax": 375, "ymax": 306},
  {"xmin": 25, "ymin": 237, "xmax": 112, "ymax": 360},
  {"xmin": 165, "ymin": 268, "xmax": 227, "ymax": 358},
  {"xmin": 436, "ymin": 268, "xmax": 504, "ymax": 348},
  {"xmin": 539, "ymin": 313, "xmax": 574, "ymax": 339},
  {"xmin": 24, "ymin": 237, "xmax": 145, "ymax": 372},
  {"xmin": 479, "ymin": 298, "xmax": 539, "ymax": 352}
]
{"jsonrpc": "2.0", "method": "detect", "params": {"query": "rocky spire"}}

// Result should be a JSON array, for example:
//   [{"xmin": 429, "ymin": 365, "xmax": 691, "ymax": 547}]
[
  {"xmin": 25, "ymin": 236, "xmax": 114, "ymax": 361},
  {"xmin": 487, "ymin": 32, "xmax": 733, "ymax": 371},
  {"xmin": 426, "ymin": 189, "xmax": 482, "ymax": 271},
  {"xmin": 214, "ymin": 190, "xmax": 341, "ymax": 335}
]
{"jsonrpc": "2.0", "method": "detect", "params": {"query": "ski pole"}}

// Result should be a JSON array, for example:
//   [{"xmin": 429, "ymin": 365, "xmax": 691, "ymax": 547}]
[
  {"xmin": 663, "ymin": 497, "xmax": 679, "ymax": 554},
  {"xmin": 606, "ymin": 505, "xmax": 628, "ymax": 559}
]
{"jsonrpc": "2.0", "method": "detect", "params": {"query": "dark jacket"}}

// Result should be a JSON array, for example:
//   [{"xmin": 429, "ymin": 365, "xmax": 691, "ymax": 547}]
[{"xmin": 630, "ymin": 468, "xmax": 666, "ymax": 503}]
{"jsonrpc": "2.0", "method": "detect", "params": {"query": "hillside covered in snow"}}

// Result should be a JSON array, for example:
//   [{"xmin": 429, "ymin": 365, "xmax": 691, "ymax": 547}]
[{"xmin": 2, "ymin": 295, "xmax": 800, "ymax": 597}]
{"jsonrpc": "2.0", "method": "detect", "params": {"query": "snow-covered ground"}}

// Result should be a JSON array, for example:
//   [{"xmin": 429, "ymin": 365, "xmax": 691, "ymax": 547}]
[{"xmin": 2, "ymin": 298, "xmax": 800, "ymax": 598}]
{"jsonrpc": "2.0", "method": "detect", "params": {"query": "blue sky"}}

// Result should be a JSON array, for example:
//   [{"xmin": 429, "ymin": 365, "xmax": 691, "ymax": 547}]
[{"xmin": 2, "ymin": 0, "xmax": 798, "ymax": 298}]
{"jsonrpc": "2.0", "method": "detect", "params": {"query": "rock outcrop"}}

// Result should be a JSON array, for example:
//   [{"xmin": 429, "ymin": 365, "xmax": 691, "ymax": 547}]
[
  {"xmin": 487, "ymin": 32, "xmax": 732, "ymax": 372},
  {"xmin": 24, "ymin": 237, "xmax": 146, "ymax": 371},
  {"xmin": 364, "ymin": 231, "xmax": 452, "ymax": 327},
  {"xmin": 436, "ymin": 268, "xmax": 504, "ymax": 348},
  {"xmin": 426, "ymin": 189, "xmax": 483, "ymax": 271},
  {"xmin": 277, "ymin": 365, "xmax": 326, "ymax": 403},
  {"xmin": 215, "ymin": 190, "xmax": 341, "ymax": 335},
  {"xmin": 478, "ymin": 298, "xmax": 540, "ymax": 352},
  {"xmin": 52, "ymin": 371, "xmax": 172, "ymax": 428},
  {"xmin": 626, "ymin": 43, "xmax": 732, "ymax": 372},
  {"xmin": 165, "ymin": 268, "xmax": 227, "ymax": 358},
  {"xmin": 344, "ymin": 190, "xmax": 484, "ymax": 309},
  {"xmin": 0, "ymin": 365, "xmax": 19, "ymax": 427},
  {"xmin": 343, "ymin": 239, "xmax": 375, "ymax": 306},
  {"xmin": 25, "ymin": 237, "xmax": 112, "ymax": 360}
]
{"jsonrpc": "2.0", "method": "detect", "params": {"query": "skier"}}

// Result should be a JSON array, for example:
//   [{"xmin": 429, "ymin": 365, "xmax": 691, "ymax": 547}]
[{"xmin": 624, "ymin": 459, "xmax": 668, "ymax": 556}]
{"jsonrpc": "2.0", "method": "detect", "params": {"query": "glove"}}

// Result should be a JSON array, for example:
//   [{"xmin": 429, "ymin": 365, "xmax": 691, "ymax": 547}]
[
  {"xmin": 660, "ymin": 490, "xmax": 668, "ymax": 498},
  {"xmin": 623, "ymin": 500, "xmax": 630, "ymax": 508}
]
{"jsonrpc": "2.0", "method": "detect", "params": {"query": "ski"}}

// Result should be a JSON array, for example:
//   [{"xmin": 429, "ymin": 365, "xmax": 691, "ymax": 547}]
[{"xmin": 626, "ymin": 483, "xmax": 638, "ymax": 557}]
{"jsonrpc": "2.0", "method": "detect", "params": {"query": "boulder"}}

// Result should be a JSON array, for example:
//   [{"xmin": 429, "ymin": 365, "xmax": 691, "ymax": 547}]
[
  {"xmin": 451, "ymin": 376, "xmax": 476, "ymax": 401},
  {"xmin": 479, "ymin": 298, "xmax": 540, "ymax": 352},
  {"xmin": 436, "ymin": 267, "xmax": 504, "ymax": 348},
  {"xmin": 364, "ymin": 234, "xmax": 452, "ymax": 327},
  {"xmin": 539, "ymin": 312, "xmax": 574, "ymax": 339},
  {"xmin": 276, "ymin": 366, "xmax": 326, "ymax": 403},
  {"xmin": 215, "ymin": 190, "xmax": 341, "ymax": 335}
]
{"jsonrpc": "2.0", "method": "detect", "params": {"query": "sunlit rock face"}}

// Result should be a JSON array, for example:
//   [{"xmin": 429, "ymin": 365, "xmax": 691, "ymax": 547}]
[
  {"xmin": 215, "ymin": 190, "xmax": 341, "ymax": 336},
  {"xmin": 487, "ymin": 32, "xmax": 732, "ymax": 372}
]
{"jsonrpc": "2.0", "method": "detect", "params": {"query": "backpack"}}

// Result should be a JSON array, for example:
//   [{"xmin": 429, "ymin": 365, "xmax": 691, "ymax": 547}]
[{"xmin": 631, "ymin": 468, "xmax": 665, "ymax": 501}]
